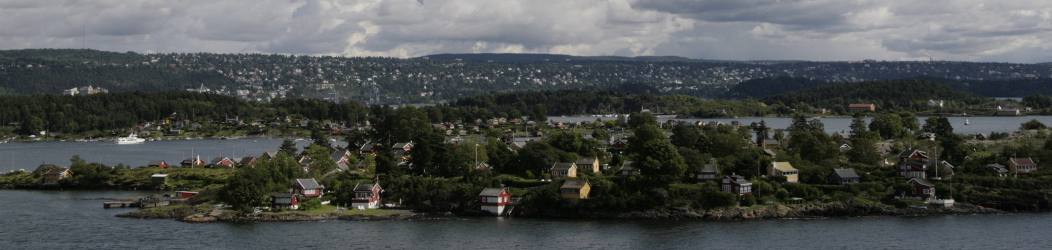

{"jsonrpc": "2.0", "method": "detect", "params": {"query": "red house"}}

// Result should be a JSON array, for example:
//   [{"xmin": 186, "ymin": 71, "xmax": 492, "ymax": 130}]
[
  {"xmin": 209, "ymin": 157, "xmax": 236, "ymax": 168},
  {"xmin": 292, "ymin": 178, "xmax": 325, "ymax": 197},
  {"xmin": 904, "ymin": 178, "xmax": 936, "ymax": 201},
  {"xmin": 147, "ymin": 160, "xmax": 170, "ymax": 168},
  {"xmin": 896, "ymin": 149, "xmax": 930, "ymax": 179},
  {"xmin": 478, "ymin": 188, "xmax": 512, "ymax": 215},
  {"xmin": 697, "ymin": 164, "xmax": 719, "ymax": 183},
  {"xmin": 272, "ymin": 193, "xmax": 302, "ymax": 210},
  {"xmin": 352, "ymin": 183, "xmax": 383, "ymax": 209},
  {"xmin": 175, "ymin": 191, "xmax": 198, "ymax": 199},
  {"xmin": 721, "ymin": 174, "xmax": 752, "ymax": 194},
  {"xmin": 181, "ymin": 156, "xmax": 206, "ymax": 167}
]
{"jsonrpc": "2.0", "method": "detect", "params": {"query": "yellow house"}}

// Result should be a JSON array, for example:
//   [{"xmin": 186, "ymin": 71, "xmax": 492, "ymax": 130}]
[
  {"xmin": 575, "ymin": 157, "xmax": 600, "ymax": 174},
  {"xmin": 1009, "ymin": 157, "xmax": 1038, "ymax": 174},
  {"xmin": 550, "ymin": 162, "xmax": 578, "ymax": 179},
  {"xmin": 560, "ymin": 179, "xmax": 591, "ymax": 199},
  {"xmin": 769, "ymin": 162, "xmax": 799, "ymax": 183}
]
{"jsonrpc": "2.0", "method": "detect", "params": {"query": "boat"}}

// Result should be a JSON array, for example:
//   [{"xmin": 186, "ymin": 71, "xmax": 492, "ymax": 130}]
[
  {"xmin": 964, "ymin": 118, "xmax": 970, "ymax": 125},
  {"xmin": 115, "ymin": 133, "xmax": 146, "ymax": 145}
]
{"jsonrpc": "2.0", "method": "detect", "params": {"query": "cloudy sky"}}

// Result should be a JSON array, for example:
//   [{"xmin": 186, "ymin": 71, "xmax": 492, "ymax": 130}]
[{"xmin": 2, "ymin": 0, "xmax": 1051, "ymax": 63}]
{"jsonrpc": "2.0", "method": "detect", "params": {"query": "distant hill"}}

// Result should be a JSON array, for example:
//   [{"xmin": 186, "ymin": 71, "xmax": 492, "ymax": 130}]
[
  {"xmin": 759, "ymin": 79, "xmax": 989, "ymax": 111},
  {"xmin": 421, "ymin": 53, "xmax": 715, "ymax": 62},
  {"xmin": 724, "ymin": 77, "xmax": 832, "ymax": 99}
]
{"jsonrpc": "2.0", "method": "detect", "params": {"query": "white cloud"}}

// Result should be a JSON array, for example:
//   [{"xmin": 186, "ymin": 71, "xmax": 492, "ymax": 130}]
[{"xmin": 0, "ymin": 0, "xmax": 1049, "ymax": 62}]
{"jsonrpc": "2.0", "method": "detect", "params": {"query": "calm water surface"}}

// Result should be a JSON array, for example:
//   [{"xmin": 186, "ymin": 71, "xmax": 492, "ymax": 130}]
[{"xmin": 1, "ymin": 190, "xmax": 1051, "ymax": 249}]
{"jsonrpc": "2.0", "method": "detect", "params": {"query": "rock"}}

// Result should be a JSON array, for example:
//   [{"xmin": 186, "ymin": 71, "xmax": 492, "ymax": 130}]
[{"xmin": 181, "ymin": 213, "xmax": 217, "ymax": 223}]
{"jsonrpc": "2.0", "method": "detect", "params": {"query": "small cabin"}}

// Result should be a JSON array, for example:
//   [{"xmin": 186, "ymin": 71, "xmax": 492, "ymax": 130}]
[
  {"xmin": 721, "ymin": 174, "xmax": 752, "ymax": 194},
  {"xmin": 619, "ymin": 161, "xmax": 639, "ymax": 176},
  {"xmin": 150, "ymin": 174, "xmax": 169, "ymax": 185},
  {"xmin": 293, "ymin": 178, "xmax": 325, "ymax": 197},
  {"xmin": 478, "ymin": 188, "xmax": 512, "ymax": 215},
  {"xmin": 697, "ymin": 163, "xmax": 719, "ymax": 183},
  {"xmin": 829, "ymin": 168, "xmax": 860, "ymax": 185},
  {"xmin": 550, "ymin": 162, "xmax": 578, "ymax": 179},
  {"xmin": 272, "ymin": 193, "xmax": 302, "ymax": 210},
  {"xmin": 560, "ymin": 179, "xmax": 592, "ymax": 199},
  {"xmin": 352, "ymin": 183, "xmax": 383, "ymax": 209}
]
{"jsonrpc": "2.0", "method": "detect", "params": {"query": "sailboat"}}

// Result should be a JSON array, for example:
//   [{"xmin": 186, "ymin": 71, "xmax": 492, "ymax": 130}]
[{"xmin": 964, "ymin": 118, "xmax": 970, "ymax": 125}]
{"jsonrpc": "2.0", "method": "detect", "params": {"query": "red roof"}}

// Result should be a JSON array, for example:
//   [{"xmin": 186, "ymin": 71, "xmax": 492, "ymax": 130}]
[{"xmin": 1012, "ymin": 158, "xmax": 1036, "ymax": 166}]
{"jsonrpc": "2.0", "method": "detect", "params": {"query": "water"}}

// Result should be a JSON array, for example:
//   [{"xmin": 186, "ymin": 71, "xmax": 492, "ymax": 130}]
[
  {"xmin": 1, "ymin": 189, "xmax": 1050, "ymax": 249},
  {"xmin": 0, "ymin": 138, "xmax": 321, "ymax": 172}
]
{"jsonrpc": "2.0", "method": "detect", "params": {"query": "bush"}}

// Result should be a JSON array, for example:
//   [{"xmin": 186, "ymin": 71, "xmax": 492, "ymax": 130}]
[
  {"xmin": 740, "ymin": 194, "xmax": 757, "ymax": 206},
  {"xmin": 299, "ymin": 198, "xmax": 322, "ymax": 211}
]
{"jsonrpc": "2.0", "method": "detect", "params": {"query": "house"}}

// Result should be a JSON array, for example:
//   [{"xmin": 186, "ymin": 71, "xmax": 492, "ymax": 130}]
[
  {"xmin": 271, "ymin": 193, "xmax": 302, "ymax": 210},
  {"xmin": 359, "ymin": 142, "xmax": 378, "ymax": 155},
  {"xmin": 478, "ymin": 188, "xmax": 512, "ymax": 215},
  {"xmin": 619, "ymin": 161, "xmax": 639, "ymax": 176},
  {"xmin": 904, "ymin": 178, "xmax": 936, "ymax": 201},
  {"xmin": 293, "ymin": 178, "xmax": 325, "ymax": 197},
  {"xmin": 575, "ymin": 157, "xmax": 600, "ymax": 173},
  {"xmin": 986, "ymin": 163, "xmax": 1010, "ymax": 177},
  {"xmin": 150, "ymin": 174, "xmax": 169, "ymax": 185},
  {"xmin": 560, "ymin": 179, "xmax": 591, "ymax": 199},
  {"xmin": 261, "ymin": 151, "xmax": 280, "ymax": 159},
  {"xmin": 761, "ymin": 139, "xmax": 781, "ymax": 149},
  {"xmin": 550, "ymin": 162, "xmax": 578, "ymax": 179},
  {"xmin": 239, "ymin": 156, "xmax": 258, "ymax": 167},
  {"xmin": 721, "ymin": 174, "xmax": 752, "ymax": 194},
  {"xmin": 42, "ymin": 168, "xmax": 73, "ymax": 186},
  {"xmin": 175, "ymin": 191, "xmax": 198, "ymax": 199},
  {"xmin": 897, "ymin": 149, "xmax": 930, "ymax": 179},
  {"xmin": 147, "ymin": 160, "xmax": 169, "ymax": 168},
  {"xmin": 769, "ymin": 162, "xmax": 799, "ymax": 183},
  {"xmin": 392, "ymin": 142, "xmax": 414, "ymax": 152},
  {"xmin": 917, "ymin": 133, "xmax": 937, "ymax": 141},
  {"xmin": 697, "ymin": 164, "xmax": 719, "ymax": 183},
  {"xmin": 330, "ymin": 149, "xmax": 352, "ymax": 164},
  {"xmin": 829, "ymin": 168, "xmax": 860, "ymax": 185},
  {"xmin": 848, "ymin": 103, "xmax": 876, "ymax": 112},
  {"xmin": 1009, "ymin": 157, "xmax": 1038, "ymax": 174},
  {"xmin": 209, "ymin": 157, "xmax": 236, "ymax": 168},
  {"xmin": 180, "ymin": 157, "xmax": 206, "ymax": 167},
  {"xmin": 351, "ymin": 183, "xmax": 383, "ymax": 209}
]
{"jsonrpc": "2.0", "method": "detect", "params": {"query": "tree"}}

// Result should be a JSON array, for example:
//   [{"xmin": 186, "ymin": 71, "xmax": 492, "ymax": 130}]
[
  {"xmin": 634, "ymin": 139, "xmax": 687, "ymax": 178},
  {"xmin": 787, "ymin": 115, "xmax": 840, "ymax": 164},
  {"xmin": 869, "ymin": 113, "xmax": 906, "ymax": 139},
  {"xmin": 627, "ymin": 112, "xmax": 657, "ymax": 129},
  {"xmin": 1021, "ymin": 119, "xmax": 1047, "ymax": 130},
  {"xmin": 409, "ymin": 129, "xmax": 455, "ymax": 176},
  {"xmin": 509, "ymin": 141, "xmax": 571, "ymax": 178},
  {"xmin": 846, "ymin": 136, "xmax": 881, "ymax": 165},
  {"xmin": 591, "ymin": 128, "xmax": 610, "ymax": 144},
  {"xmin": 922, "ymin": 116, "xmax": 954, "ymax": 139},
  {"xmin": 531, "ymin": 104, "xmax": 548, "ymax": 123},
  {"xmin": 669, "ymin": 123, "xmax": 700, "ymax": 149},
  {"xmin": 899, "ymin": 112, "xmax": 920, "ymax": 133},
  {"xmin": 279, "ymin": 139, "xmax": 298, "ymax": 156},
  {"xmin": 303, "ymin": 144, "xmax": 336, "ymax": 177},
  {"xmin": 308, "ymin": 121, "xmax": 331, "ymax": 149},
  {"xmin": 849, "ymin": 113, "xmax": 877, "ymax": 141}
]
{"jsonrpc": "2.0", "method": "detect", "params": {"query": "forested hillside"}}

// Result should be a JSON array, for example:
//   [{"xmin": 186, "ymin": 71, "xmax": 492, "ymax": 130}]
[{"xmin": 759, "ymin": 79, "xmax": 989, "ymax": 112}]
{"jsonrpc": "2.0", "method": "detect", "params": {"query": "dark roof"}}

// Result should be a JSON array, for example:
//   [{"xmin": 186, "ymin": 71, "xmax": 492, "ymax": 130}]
[
  {"xmin": 908, "ymin": 178, "xmax": 935, "ymax": 187},
  {"xmin": 392, "ymin": 142, "xmax": 412, "ymax": 149},
  {"xmin": 551, "ymin": 162, "xmax": 576, "ymax": 171},
  {"xmin": 898, "ymin": 149, "xmax": 928, "ymax": 159},
  {"xmin": 295, "ymin": 178, "xmax": 324, "ymax": 190},
  {"xmin": 763, "ymin": 139, "xmax": 780, "ymax": 145},
  {"xmin": 360, "ymin": 143, "xmax": 376, "ymax": 151},
  {"xmin": 210, "ymin": 157, "xmax": 230, "ymax": 164},
  {"xmin": 479, "ymin": 188, "xmax": 507, "ymax": 197},
  {"xmin": 147, "ymin": 160, "xmax": 167, "ymax": 166},
  {"xmin": 619, "ymin": 161, "xmax": 636, "ymax": 171},
  {"xmin": 336, "ymin": 162, "xmax": 349, "ymax": 171},
  {"xmin": 239, "ymin": 157, "xmax": 256, "ymax": 166},
  {"xmin": 701, "ymin": 164, "xmax": 719, "ymax": 173},
  {"xmin": 271, "ymin": 193, "xmax": 296, "ymax": 198},
  {"xmin": 561, "ymin": 179, "xmax": 590, "ymax": 189},
  {"xmin": 725, "ymin": 174, "xmax": 751, "ymax": 185},
  {"xmin": 986, "ymin": 163, "xmax": 1010, "ymax": 173},
  {"xmin": 353, "ymin": 183, "xmax": 379, "ymax": 192},
  {"xmin": 831, "ymin": 168, "xmax": 860, "ymax": 179},
  {"xmin": 576, "ymin": 157, "xmax": 597, "ymax": 165},
  {"xmin": 1011, "ymin": 158, "xmax": 1036, "ymax": 166}
]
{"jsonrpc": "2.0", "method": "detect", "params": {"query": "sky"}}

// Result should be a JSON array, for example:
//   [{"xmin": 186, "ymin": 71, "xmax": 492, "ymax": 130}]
[{"xmin": 1, "ymin": 0, "xmax": 1051, "ymax": 63}]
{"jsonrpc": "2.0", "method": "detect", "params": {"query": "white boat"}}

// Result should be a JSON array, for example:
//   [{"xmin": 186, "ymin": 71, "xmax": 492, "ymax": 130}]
[
  {"xmin": 964, "ymin": 118, "xmax": 970, "ymax": 125},
  {"xmin": 115, "ymin": 133, "xmax": 146, "ymax": 145}
]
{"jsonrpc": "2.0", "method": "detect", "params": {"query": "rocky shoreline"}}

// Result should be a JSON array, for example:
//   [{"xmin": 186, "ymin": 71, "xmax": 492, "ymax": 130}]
[{"xmin": 117, "ymin": 202, "xmax": 1009, "ymax": 222}]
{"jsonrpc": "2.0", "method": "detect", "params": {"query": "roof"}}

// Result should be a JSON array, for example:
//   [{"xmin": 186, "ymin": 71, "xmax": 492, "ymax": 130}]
[
  {"xmin": 701, "ymin": 164, "xmax": 719, "ymax": 173},
  {"xmin": 898, "ymin": 149, "xmax": 928, "ymax": 159},
  {"xmin": 762, "ymin": 149, "xmax": 777, "ymax": 157},
  {"xmin": 336, "ymin": 162, "xmax": 349, "ymax": 171},
  {"xmin": 763, "ymin": 139, "xmax": 780, "ymax": 145},
  {"xmin": 561, "ymin": 179, "xmax": 590, "ymax": 189},
  {"xmin": 986, "ymin": 163, "xmax": 1010, "ymax": 173},
  {"xmin": 551, "ymin": 162, "xmax": 577, "ymax": 171},
  {"xmin": 150, "ymin": 174, "xmax": 169, "ymax": 178},
  {"xmin": 147, "ymin": 160, "xmax": 167, "ymax": 166},
  {"xmin": 725, "ymin": 174, "xmax": 751, "ymax": 185},
  {"xmin": 392, "ymin": 142, "xmax": 413, "ymax": 149},
  {"xmin": 360, "ymin": 143, "xmax": 376, "ymax": 151},
  {"xmin": 479, "ymin": 188, "xmax": 507, "ymax": 197},
  {"xmin": 1011, "ymin": 158, "xmax": 1036, "ymax": 166},
  {"xmin": 210, "ymin": 157, "xmax": 231, "ymax": 164},
  {"xmin": 271, "ymin": 193, "xmax": 296, "ymax": 198},
  {"xmin": 353, "ymin": 183, "xmax": 379, "ymax": 192},
  {"xmin": 239, "ymin": 157, "xmax": 256, "ymax": 166},
  {"xmin": 849, "ymin": 103, "xmax": 875, "ymax": 108},
  {"xmin": 295, "ymin": 178, "xmax": 324, "ymax": 190},
  {"xmin": 43, "ymin": 169, "xmax": 68, "ymax": 175},
  {"xmin": 772, "ymin": 162, "xmax": 797, "ymax": 172},
  {"xmin": 908, "ymin": 178, "xmax": 935, "ymax": 187},
  {"xmin": 831, "ymin": 168, "xmax": 860, "ymax": 179},
  {"xmin": 576, "ymin": 157, "xmax": 598, "ymax": 165},
  {"xmin": 619, "ymin": 161, "xmax": 636, "ymax": 171}
]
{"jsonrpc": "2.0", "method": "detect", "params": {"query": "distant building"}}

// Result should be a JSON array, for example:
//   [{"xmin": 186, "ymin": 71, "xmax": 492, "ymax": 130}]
[{"xmin": 848, "ymin": 104, "xmax": 876, "ymax": 112}]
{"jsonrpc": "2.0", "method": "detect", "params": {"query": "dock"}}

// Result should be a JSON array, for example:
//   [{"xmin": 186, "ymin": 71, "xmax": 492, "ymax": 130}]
[{"xmin": 103, "ymin": 201, "xmax": 140, "ymax": 208}]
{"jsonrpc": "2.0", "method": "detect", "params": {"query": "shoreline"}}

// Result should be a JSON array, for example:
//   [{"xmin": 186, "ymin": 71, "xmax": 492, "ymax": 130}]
[{"xmin": 115, "ymin": 202, "xmax": 1009, "ymax": 223}]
